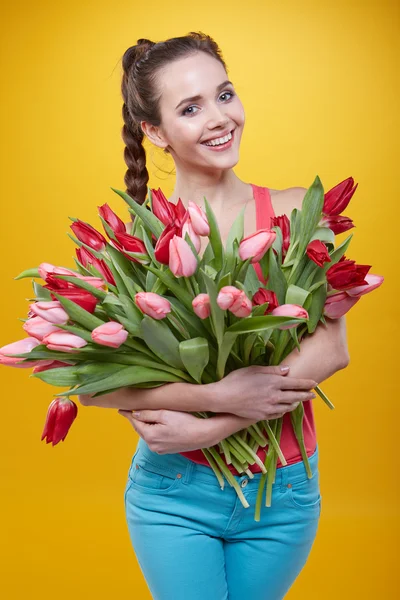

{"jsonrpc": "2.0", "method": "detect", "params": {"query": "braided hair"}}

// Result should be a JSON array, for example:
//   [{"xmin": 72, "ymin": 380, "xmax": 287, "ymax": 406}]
[{"xmin": 120, "ymin": 32, "xmax": 228, "ymax": 206}]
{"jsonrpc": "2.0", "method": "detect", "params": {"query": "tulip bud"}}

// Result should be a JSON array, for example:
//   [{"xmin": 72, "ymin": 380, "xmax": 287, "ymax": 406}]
[
  {"xmin": 306, "ymin": 240, "xmax": 331, "ymax": 267},
  {"xmin": 29, "ymin": 301, "xmax": 69, "ymax": 325},
  {"xmin": 70, "ymin": 220, "xmax": 107, "ymax": 252},
  {"xmin": 42, "ymin": 331, "xmax": 87, "ymax": 352},
  {"xmin": 98, "ymin": 203, "xmax": 126, "ymax": 234},
  {"xmin": 135, "ymin": 292, "xmax": 171, "ymax": 320},
  {"xmin": 252, "ymin": 288, "xmax": 279, "ymax": 314},
  {"xmin": 0, "ymin": 337, "xmax": 44, "ymax": 368},
  {"xmin": 23, "ymin": 316, "xmax": 62, "ymax": 341},
  {"xmin": 38, "ymin": 263, "xmax": 76, "ymax": 281},
  {"xmin": 270, "ymin": 304, "xmax": 309, "ymax": 329},
  {"xmin": 91, "ymin": 321, "xmax": 129, "ymax": 348},
  {"xmin": 32, "ymin": 360, "xmax": 72, "ymax": 374},
  {"xmin": 239, "ymin": 229, "xmax": 276, "ymax": 263},
  {"xmin": 323, "ymin": 292, "xmax": 360, "ymax": 319},
  {"xmin": 345, "ymin": 274, "xmax": 384, "ymax": 298},
  {"xmin": 41, "ymin": 397, "xmax": 78, "ymax": 446},
  {"xmin": 169, "ymin": 236, "xmax": 198, "ymax": 277},
  {"xmin": 187, "ymin": 201, "xmax": 210, "ymax": 236},
  {"xmin": 182, "ymin": 219, "xmax": 201, "ymax": 253},
  {"xmin": 192, "ymin": 294, "xmax": 211, "ymax": 319},
  {"xmin": 323, "ymin": 177, "xmax": 358, "ymax": 216},
  {"xmin": 217, "ymin": 286, "xmax": 252, "ymax": 318}
]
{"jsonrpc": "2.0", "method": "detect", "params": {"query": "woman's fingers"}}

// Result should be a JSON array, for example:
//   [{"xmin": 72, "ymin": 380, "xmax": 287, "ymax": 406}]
[
  {"xmin": 280, "ymin": 376, "xmax": 317, "ymax": 390},
  {"xmin": 279, "ymin": 390, "xmax": 316, "ymax": 404}
]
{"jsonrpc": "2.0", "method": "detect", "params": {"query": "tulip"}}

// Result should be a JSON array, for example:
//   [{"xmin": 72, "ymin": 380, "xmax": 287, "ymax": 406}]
[
  {"xmin": 169, "ymin": 235, "xmax": 198, "ymax": 277},
  {"xmin": 270, "ymin": 304, "xmax": 309, "ymax": 329},
  {"xmin": 151, "ymin": 188, "xmax": 178, "ymax": 225},
  {"xmin": 33, "ymin": 360, "xmax": 72, "ymax": 374},
  {"xmin": 252, "ymin": 288, "xmax": 279, "ymax": 314},
  {"xmin": 187, "ymin": 201, "xmax": 210, "ymax": 236},
  {"xmin": 98, "ymin": 203, "xmax": 126, "ymax": 234},
  {"xmin": 323, "ymin": 177, "xmax": 358, "ymax": 216},
  {"xmin": 326, "ymin": 258, "xmax": 370, "ymax": 291},
  {"xmin": 271, "ymin": 215, "xmax": 290, "ymax": 258},
  {"xmin": 0, "ymin": 337, "xmax": 44, "ymax": 367},
  {"xmin": 154, "ymin": 223, "xmax": 181, "ymax": 265},
  {"xmin": 135, "ymin": 292, "xmax": 171, "ymax": 320},
  {"xmin": 76, "ymin": 247, "xmax": 116, "ymax": 286},
  {"xmin": 306, "ymin": 239, "xmax": 331, "ymax": 267},
  {"xmin": 192, "ymin": 294, "xmax": 211, "ymax": 319},
  {"xmin": 23, "ymin": 316, "xmax": 62, "ymax": 340},
  {"xmin": 91, "ymin": 321, "xmax": 129, "ymax": 348},
  {"xmin": 112, "ymin": 232, "xmax": 148, "ymax": 264},
  {"xmin": 43, "ymin": 275, "xmax": 99, "ymax": 313},
  {"xmin": 70, "ymin": 220, "xmax": 107, "ymax": 252},
  {"xmin": 182, "ymin": 218, "xmax": 201, "ymax": 253},
  {"xmin": 38, "ymin": 263, "xmax": 76, "ymax": 281},
  {"xmin": 42, "ymin": 331, "xmax": 87, "ymax": 352},
  {"xmin": 217, "ymin": 286, "xmax": 252, "ymax": 318},
  {"xmin": 29, "ymin": 301, "xmax": 69, "ymax": 324},
  {"xmin": 323, "ymin": 292, "xmax": 360, "ymax": 319},
  {"xmin": 41, "ymin": 397, "xmax": 78, "ymax": 446},
  {"xmin": 320, "ymin": 214, "xmax": 354, "ymax": 235},
  {"xmin": 239, "ymin": 229, "xmax": 276, "ymax": 264},
  {"xmin": 345, "ymin": 274, "xmax": 384, "ymax": 298}
]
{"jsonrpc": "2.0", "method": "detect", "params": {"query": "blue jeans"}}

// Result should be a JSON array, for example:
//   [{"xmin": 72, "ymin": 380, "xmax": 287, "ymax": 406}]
[{"xmin": 124, "ymin": 437, "xmax": 322, "ymax": 600}]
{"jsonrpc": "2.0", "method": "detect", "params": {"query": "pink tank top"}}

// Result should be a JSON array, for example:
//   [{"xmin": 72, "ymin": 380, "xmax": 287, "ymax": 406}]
[{"xmin": 179, "ymin": 184, "xmax": 317, "ymax": 474}]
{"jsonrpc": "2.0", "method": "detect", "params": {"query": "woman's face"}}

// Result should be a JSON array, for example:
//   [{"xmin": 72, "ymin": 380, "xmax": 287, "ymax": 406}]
[{"xmin": 150, "ymin": 52, "xmax": 245, "ymax": 172}]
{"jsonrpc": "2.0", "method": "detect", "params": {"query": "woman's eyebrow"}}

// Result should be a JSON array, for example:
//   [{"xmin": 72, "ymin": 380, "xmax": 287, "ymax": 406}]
[{"xmin": 175, "ymin": 80, "xmax": 234, "ymax": 110}]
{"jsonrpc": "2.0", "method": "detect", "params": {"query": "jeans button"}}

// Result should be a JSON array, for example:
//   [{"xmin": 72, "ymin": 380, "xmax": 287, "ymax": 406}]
[{"xmin": 241, "ymin": 478, "xmax": 248, "ymax": 488}]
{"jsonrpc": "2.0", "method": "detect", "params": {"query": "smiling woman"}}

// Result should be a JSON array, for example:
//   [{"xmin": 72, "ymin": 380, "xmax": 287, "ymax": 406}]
[{"xmin": 80, "ymin": 31, "xmax": 350, "ymax": 600}]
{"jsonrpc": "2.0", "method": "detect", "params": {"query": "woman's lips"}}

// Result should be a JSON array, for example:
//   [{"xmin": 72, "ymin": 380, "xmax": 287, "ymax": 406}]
[{"xmin": 201, "ymin": 129, "xmax": 235, "ymax": 151}]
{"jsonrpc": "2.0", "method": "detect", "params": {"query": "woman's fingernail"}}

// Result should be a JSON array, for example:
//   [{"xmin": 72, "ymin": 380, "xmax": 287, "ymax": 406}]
[
  {"xmin": 280, "ymin": 365, "xmax": 290, "ymax": 372},
  {"xmin": 132, "ymin": 411, "xmax": 140, "ymax": 417}
]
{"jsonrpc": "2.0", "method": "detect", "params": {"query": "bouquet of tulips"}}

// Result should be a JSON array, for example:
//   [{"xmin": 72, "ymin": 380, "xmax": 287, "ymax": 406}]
[{"xmin": 0, "ymin": 175, "xmax": 383, "ymax": 521}]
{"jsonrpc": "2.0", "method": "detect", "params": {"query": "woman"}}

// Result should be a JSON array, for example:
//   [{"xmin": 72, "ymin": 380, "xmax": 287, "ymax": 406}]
[{"xmin": 79, "ymin": 32, "xmax": 349, "ymax": 600}]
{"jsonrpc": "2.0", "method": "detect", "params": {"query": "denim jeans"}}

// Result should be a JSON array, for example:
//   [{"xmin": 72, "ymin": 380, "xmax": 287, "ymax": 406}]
[{"xmin": 124, "ymin": 437, "xmax": 322, "ymax": 600}]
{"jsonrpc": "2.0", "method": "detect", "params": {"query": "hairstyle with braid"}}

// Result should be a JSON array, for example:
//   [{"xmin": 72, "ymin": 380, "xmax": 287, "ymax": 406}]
[{"xmin": 120, "ymin": 31, "xmax": 228, "ymax": 206}]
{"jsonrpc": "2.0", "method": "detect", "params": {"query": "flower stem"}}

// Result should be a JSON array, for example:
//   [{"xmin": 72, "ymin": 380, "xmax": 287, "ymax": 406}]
[
  {"xmin": 314, "ymin": 384, "xmax": 335, "ymax": 409},
  {"xmin": 207, "ymin": 447, "xmax": 250, "ymax": 508}
]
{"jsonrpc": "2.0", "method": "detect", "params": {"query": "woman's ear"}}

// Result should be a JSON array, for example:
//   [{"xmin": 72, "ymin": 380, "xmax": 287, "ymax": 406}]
[{"xmin": 140, "ymin": 120, "xmax": 168, "ymax": 151}]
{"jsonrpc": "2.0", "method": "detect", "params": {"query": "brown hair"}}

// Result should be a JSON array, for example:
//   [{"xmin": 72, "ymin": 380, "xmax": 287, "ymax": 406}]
[{"xmin": 120, "ymin": 31, "xmax": 228, "ymax": 205}]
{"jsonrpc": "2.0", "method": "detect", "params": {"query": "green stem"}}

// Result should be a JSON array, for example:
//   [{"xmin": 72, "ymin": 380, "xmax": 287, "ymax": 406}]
[
  {"xmin": 207, "ymin": 447, "xmax": 250, "ymax": 508},
  {"xmin": 232, "ymin": 434, "xmax": 267, "ymax": 474},
  {"xmin": 314, "ymin": 384, "xmax": 335, "ymax": 409},
  {"xmin": 201, "ymin": 448, "xmax": 225, "ymax": 489}
]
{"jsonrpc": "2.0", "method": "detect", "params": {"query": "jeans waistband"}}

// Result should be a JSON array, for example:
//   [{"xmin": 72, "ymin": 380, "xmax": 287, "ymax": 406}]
[{"xmin": 133, "ymin": 437, "xmax": 319, "ymax": 488}]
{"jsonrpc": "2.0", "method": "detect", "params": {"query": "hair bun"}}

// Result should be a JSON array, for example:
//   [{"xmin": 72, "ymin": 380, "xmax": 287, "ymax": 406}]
[{"xmin": 122, "ymin": 39, "xmax": 155, "ymax": 73}]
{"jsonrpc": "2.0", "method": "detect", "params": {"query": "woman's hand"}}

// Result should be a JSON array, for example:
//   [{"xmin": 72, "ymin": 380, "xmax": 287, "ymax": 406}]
[
  {"xmin": 118, "ymin": 408, "xmax": 219, "ymax": 454},
  {"xmin": 209, "ymin": 365, "xmax": 317, "ymax": 421}
]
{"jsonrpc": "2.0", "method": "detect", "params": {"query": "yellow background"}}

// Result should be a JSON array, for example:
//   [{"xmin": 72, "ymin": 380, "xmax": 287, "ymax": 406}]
[{"xmin": 1, "ymin": 1, "xmax": 398, "ymax": 598}]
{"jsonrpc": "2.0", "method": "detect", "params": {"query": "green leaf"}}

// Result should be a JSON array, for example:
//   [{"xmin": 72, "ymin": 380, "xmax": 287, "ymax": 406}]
[
  {"xmin": 227, "ymin": 315, "xmax": 307, "ymax": 334},
  {"xmin": 310, "ymin": 227, "xmax": 335, "ymax": 245},
  {"xmin": 141, "ymin": 316, "xmax": 184, "ymax": 369},
  {"xmin": 106, "ymin": 244, "xmax": 143, "ymax": 296},
  {"xmin": 32, "ymin": 281, "xmax": 52, "ymax": 301},
  {"xmin": 218, "ymin": 272, "xmax": 232, "ymax": 290},
  {"xmin": 266, "ymin": 247, "xmax": 287, "ymax": 304},
  {"xmin": 307, "ymin": 283, "xmax": 327, "ymax": 333},
  {"xmin": 216, "ymin": 331, "xmax": 238, "ymax": 379},
  {"xmin": 323, "ymin": 233, "xmax": 353, "ymax": 272},
  {"xmin": 179, "ymin": 338, "xmax": 209, "ymax": 384},
  {"xmin": 203, "ymin": 197, "xmax": 224, "ymax": 270},
  {"xmin": 142, "ymin": 264, "xmax": 193, "ymax": 311},
  {"xmin": 14, "ymin": 268, "xmax": 40, "ymax": 280},
  {"xmin": 140, "ymin": 224, "xmax": 157, "ymax": 264},
  {"xmin": 226, "ymin": 206, "xmax": 245, "ymax": 259},
  {"xmin": 110, "ymin": 187, "xmax": 164, "ymax": 238},
  {"xmin": 243, "ymin": 264, "xmax": 261, "ymax": 296},
  {"xmin": 297, "ymin": 176, "xmax": 325, "ymax": 256},
  {"xmin": 285, "ymin": 284, "xmax": 310, "ymax": 307},
  {"xmin": 200, "ymin": 269, "xmax": 225, "ymax": 345},
  {"xmin": 52, "ymin": 292, "xmax": 105, "ymax": 330}
]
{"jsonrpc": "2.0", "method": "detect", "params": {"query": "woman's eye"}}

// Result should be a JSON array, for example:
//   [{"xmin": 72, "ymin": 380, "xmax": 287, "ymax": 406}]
[{"xmin": 182, "ymin": 91, "xmax": 235, "ymax": 116}]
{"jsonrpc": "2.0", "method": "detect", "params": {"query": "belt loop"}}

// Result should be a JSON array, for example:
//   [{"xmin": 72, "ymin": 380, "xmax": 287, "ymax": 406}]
[
  {"xmin": 183, "ymin": 458, "xmax": 194, "ymax": 485},
  {"xmin": 280, "ymin": 464, "xmax": 288, "ymax": 491}
]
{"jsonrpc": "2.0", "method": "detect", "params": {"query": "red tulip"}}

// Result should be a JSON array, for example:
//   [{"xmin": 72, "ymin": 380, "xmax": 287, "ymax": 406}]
[
  {"xmin": 192, "ymin": 294, "xmax": 211, "ymax": 319},
  {"xmin": 112, "ymin": 232, "xmax": 148, "ymax": 264},
  {"xmin": 154, "ymin": 223, "xmax": 181, "ymax": 265},
  {"xmin": 252, "ymin": 288, "xmax": 279, "ymax": 314},
  {"xmin": 320, "ymin": 214, "xmax": 354, "ymax": 235},
  {"xmin": 169, "ymin": 236, "xmax": 198, "ymax": 277},
  {"xmin": 98, "ymin": 203, "xmax": 126, "ymax": 234},
  {"xmin": 217, "ymin": 286, "xmax": 252, "ymax": 318},
  {"xmin": 135, "ymin": 292, "xmax": 172, "ymax": 320},
  {"xmin": 271, "ymin": 215, "xmax": 291, "ymax": 258},
  {"xmin": 41, "ymin": 397, "xmax": 78, "ymax": 446},
  {"xmin": 306, "ymin": 240, "xmax": 331, "ymax": 267},
  {"xmin": 43, "ymin": 275, "xmax": 99, "ymax": 313},
  {"xmin": 323, "ymin": 177, "xmax": 358, "ymax": 216},
  {"xmin": 76, "ymin": 247, "xmax": 116, "ymax": 286},
  {"xmin": 239, "ymin": 229, "xmax": 276, "ymax": 263},
  {"xmin": 70, "ymin": 220, "xmax": 106, "ymax": 252},
  {"xmin": 326, "ymin": 258, "xmax": 370, "ymax": 291},
  {"xmin": 323, "ymin": 292, "xmax": 360, "ymax": 319},
  {"xmin": 91, "ymin": 321, "xmax": 129, "ymax": 348}
]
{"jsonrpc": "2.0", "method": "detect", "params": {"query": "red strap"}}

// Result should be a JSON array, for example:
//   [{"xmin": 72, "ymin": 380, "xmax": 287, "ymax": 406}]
[{"xmin": 251, "ymin": 184, "xmax": 275, "ymax": 228}]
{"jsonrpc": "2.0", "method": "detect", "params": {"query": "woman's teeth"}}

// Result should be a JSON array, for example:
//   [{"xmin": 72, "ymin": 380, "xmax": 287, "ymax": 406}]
[{"xmin": 203, "ymin": 131, "xmax": 233, "ymax": 146}]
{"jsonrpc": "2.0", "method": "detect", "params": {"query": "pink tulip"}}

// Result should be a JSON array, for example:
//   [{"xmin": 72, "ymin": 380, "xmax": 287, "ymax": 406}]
[
  {"xmin": 154, "ymin": 223, "xmax": 180, "ymax": 265},
  {"xmin": 0, "ymin": 337, "xmax": 46, "ymax": 368},
  {"xmin": 323, "ymin": 292, "xmax": 360, "ymax": 319},
  {"xmin": 38, "ymin": 263, "xmax": 76, "ymax": 281},
  {"xmin": 29, "ymin": 301, "xmax": 69, "ymax": 325},
  {"xmin": 42, "ymin": 331, "xmax": 87, "ymax": 352},
  {"xmin": 217, "ymin": 286, "xmax": 252, "ymax": 318},
  {"xmin": 270, "ymin": 304, "xmax": 309, "ymax": 329},
  {"xmin": 41, "ymin": 397, "xmax": 78, "ymax": 446},
  {"xmin": 345, "ymin": 274, "xmax": 384, "ymax": 298},
  {"xmin": 23, "ymin": 316, "xmax": 62, "ymax": 341},
  {"xmin": 33, "ymin": 360, "xmax": 72, "ymax": 374},
  {"xmin": 239, "ymin": 229, "xmax": 276, "ymax": 263},
  {"xmin": 182, "ymin": 219, "xmax": 201, "ymax": 253},
  {"xmin": 192, "ymin": 294, "xmax": 211, "ymax": 319},
  {"xmin": 74, "ymin": 275, "xmax": 106, "ymax": 289},
  {"xmin": 135, "ymin": 292, "xmax": 171, "ymax": 320},
  {"xmin": 187, "ymin": 202, "xmax": 210, "ymax": 236},
  {"xmin": 91, "ymin": 321, "xmax": 129, "ymax": 348},
  {"xmin": 169, "ymin": 235, "xmax": 198, "ymax": 277}
]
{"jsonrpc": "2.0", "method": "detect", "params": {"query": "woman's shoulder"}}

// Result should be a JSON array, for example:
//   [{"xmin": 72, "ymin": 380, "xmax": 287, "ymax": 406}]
[{"xmin": 266, "ymin": 186, "xmax": 308, "ymax": 216}]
